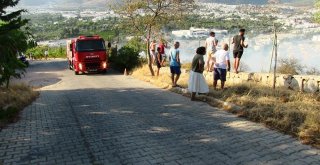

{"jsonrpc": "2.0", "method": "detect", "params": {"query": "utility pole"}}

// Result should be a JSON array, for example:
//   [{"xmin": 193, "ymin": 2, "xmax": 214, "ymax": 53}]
[
  {"xmin": 272, "ymin": 23, "xmax": 278, "ymax": 89},
  {"xmin": 269, "ymin": 40, "xmax": 275, "ymax": 73}
]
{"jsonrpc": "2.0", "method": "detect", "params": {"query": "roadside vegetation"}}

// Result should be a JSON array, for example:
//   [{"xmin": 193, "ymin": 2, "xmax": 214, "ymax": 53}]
[
  {"xmin": 26, "ymin": 45, "xmax": 66, "ymax": 59},
  {"xmin": 0, "ymin": 84, "xmax": 39, "ymax": 129},
  {"xmin": 0, "ymin": 0, "xmax": 35, "ymax": 88},
  {"xmin": 0, "ymin": 0, "xmax": 39, "ymax": 128},
  {"xmin": 277, "ymin": 57, "xmax": 320, "ymax": 75},
  {"xmin": 109, "ymin": 37, "xmax": 145, "ymax": 72},
  {"xmin": 132, "ymin": 65, "xmax": 320, "ymax": 148}
]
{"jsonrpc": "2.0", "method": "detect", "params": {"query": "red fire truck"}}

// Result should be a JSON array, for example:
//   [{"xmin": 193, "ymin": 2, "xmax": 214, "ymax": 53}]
[{"xmin": 67, "ymin": 35, "xmax": 108, "ymax": 75}]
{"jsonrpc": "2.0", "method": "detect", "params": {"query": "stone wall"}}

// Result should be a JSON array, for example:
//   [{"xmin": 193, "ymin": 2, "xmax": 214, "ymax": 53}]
[
  {"xmin": 161, "ymin": 67, "xmax": 320, "ymax": 93},
  {"xmin": 203, "ymin": 71, "xmax": 320, "ymax": 93}
]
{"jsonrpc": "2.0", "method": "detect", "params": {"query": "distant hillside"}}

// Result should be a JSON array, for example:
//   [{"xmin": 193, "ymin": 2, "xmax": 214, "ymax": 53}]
[
  {"xmin": 282, "ymin": 0, "xmax": 315, "ymax": 6},
  {"xmin": 20, "ymin": 0, "xmax": 107, "ymax": 5},
  {"xmin": 18, "ymin": 0, "xmax": 315, "ymax": 8},
  {"xmin": 199, "ymin": 0, "xmax": 314, "ymax": 5},
  {"xmin": 19, "ymin": 0, "xmax": 111, "ymax": 9},
  {"xmin": 199, "ymin": 0, "xmax": 268, "ymax": 5}
]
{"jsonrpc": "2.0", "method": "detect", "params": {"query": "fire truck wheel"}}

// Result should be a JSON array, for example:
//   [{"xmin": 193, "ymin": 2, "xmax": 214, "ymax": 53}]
[{"xmin": 101, "ymin": 70, "xmax": 107, "ymax": 74}]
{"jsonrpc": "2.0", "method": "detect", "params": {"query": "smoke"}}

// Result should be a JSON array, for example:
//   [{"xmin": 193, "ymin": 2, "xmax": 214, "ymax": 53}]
[{"xmin": 169, "ymin": 31, "xmax": 319, "ymax": 72}]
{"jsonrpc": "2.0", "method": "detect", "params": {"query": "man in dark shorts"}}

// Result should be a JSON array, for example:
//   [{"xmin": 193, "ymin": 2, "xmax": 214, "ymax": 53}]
[
  {"xmin": 232, "ymin": 29, "xmax": 248, "ymax": 74},
  {"xmin": 155, "ymin": 47, "xmax": 164, "ymax": 76},
  {"xmin": 169, "ymin": 42, "xmax": 181, "ymax": 87}
]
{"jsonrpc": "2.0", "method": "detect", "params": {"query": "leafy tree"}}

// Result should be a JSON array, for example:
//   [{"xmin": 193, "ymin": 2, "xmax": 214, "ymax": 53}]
[
  {"xmin": 315, "ymin": 0, "xmax": 320, "ymax": 23},
  {"xmin": 113, "ymin": 0, "xmax": 195, "ymax": 76},
  {"xmin": 0, "ymin": 0, "xmax": 33, "ymax": 88},
  {"xmin": 277, "ymin": 58, "xmax": 303, "ymax": 75},
  {"xmin": 126, "ymin": 37, "xmax": 145, "ymax": 53}
]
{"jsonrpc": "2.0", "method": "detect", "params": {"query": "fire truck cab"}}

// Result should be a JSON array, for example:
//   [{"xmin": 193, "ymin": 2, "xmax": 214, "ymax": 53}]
[{"xmin": 67, "ymin": 35, "xmax": 108, "ymax": 75}]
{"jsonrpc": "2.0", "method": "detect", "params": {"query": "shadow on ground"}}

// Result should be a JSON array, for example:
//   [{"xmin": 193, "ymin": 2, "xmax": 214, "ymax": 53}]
[{"xmin": 0, "ymin": 86, "xmax": 319, "ymax": 165}]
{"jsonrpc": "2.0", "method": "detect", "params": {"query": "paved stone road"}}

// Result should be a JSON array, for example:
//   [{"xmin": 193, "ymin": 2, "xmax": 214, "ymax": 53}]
[{"xmin": 1, "ymin": 60, "xmax": 320, "ymax": 165}]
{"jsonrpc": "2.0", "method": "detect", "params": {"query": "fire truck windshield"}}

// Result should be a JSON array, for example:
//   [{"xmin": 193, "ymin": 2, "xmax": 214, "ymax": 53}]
[{"xmin": 76, "ymin": 39, "xmax": 106, "ymax": 52}]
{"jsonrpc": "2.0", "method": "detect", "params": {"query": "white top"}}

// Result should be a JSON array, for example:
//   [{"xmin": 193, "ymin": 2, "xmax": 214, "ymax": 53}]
[
  {"xmin": 150, "ymin": 42, "xmax": 157, "ymax": 51},
  {"xmin": 205, "ymin": 36, "xmax": 217, "ymax": 52},
  {"xmin": 45, "ymin": 51, "xmax": 48, "ymax": 55},
  {"xmin": 213, "ymin": 50, "xmax": 230, "ymax": 69}
]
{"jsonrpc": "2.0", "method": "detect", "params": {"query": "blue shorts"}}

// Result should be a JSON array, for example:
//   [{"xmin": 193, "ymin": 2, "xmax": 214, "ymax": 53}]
[
  {"xmin": 170, "ymin": 66, "xmax": 181, "ymax": 75},
  {"xmin": 214, "ymin": 68, "xmax": 227, "ymax": 81}
]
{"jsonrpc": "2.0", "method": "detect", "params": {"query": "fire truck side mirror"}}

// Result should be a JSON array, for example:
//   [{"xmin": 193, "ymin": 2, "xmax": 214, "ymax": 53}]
[{"xmin": 107, "ymin": 42, "xmax": 111, "ymax": 48}]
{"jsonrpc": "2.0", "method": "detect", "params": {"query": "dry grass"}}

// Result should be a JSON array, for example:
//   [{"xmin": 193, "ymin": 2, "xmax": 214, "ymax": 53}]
[
  {"xmin": 133, "ymin": 65, "xmax": 320, "ymax": 148},
  {"xmin": 132, "ymin": 65, "xmax": 190, "ymax": 88},
  {"xmin": 0, "ymin": 84, "xmax": 39, "ymax": 128}
]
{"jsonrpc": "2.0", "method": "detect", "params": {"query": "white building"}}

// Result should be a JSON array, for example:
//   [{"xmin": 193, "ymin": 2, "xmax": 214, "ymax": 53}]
[{"xmin": 172, "ymin": 27, "xmax": 228, "ymax": 39}]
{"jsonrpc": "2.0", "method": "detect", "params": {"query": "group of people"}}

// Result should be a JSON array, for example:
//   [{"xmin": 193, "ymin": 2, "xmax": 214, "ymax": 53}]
[
  {"xmin": 150, "ymin": 39, "xmax": 167, "ymax": 76},
  {"xmin": 149, "ymin": 39, "xmax": 182, "ymax": 87},
  {"xmin": 188, "ymin": 28, "xmax": 248, "ymax": 100},
  {"xmin": 149, "ymin": 28, "xmax": 248, "ymax": 101}
]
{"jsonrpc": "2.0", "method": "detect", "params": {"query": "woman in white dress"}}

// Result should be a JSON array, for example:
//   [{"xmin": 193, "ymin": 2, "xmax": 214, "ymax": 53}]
[{"xmin": 188, "ymin": 47, "xmax": 209, "ymax": 101}]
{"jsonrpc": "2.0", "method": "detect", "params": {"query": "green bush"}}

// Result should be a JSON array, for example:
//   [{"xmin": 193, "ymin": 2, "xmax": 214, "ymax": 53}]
[
  {"xmin": 26, "ymin": 46, "xmax": 66, "ymax": 59},
  {"xmin": 110, "ymin": 46, "xmax": 142, "ymax": 72},
  {"xmin": 109, "ymin": 37, "xmax": 145, "ymax": 72}
]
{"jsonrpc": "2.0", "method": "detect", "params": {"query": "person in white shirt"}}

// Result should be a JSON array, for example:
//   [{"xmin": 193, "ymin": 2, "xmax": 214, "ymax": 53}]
[
  {"xmin": 44, "ymin": 50, "xmax": 49, "ymax": 60},
  {"xmin": 205, "ymin": 32, "xmax": 218, "ymax": 72},
  {"xmin": 150, "ymin": 40, "xmax": 157, "ymax": 64},
  {"xmin": 213, "ymin": 43, "xmax": 230, "ymax": 90}
]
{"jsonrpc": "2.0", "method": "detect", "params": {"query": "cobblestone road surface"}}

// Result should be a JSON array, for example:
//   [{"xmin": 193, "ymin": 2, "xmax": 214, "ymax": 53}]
[{"xmin": 1, "ymin": 60, "xmax": 320, "ymax": 165}]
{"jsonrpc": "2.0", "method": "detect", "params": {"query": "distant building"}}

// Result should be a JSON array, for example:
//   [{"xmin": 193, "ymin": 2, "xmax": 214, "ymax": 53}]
[
  {"xmin": 172, "ymin": 27, "xmax": 228, "ymax": 39},
  {"xmin": 268, "ymin": 0, "xmax": 280, "ymax": 4}
]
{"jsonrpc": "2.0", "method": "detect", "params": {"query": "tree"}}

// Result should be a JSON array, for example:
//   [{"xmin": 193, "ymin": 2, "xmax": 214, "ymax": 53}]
[
  {"xmin": 277, "ymin": 58, "xmax": 303, "ymax": 75},
  {"xmin": 0, "ymin": 0, "xmax": 33, "ymax": 88},
  {"xmin": 306, "ymin": 67, "xmax": 320, "ymax": 75},
  {"xmin": 113, "ymin": 0, "xmax": 195, "ymax": 76},
  {"xmin": 314, "ymin": 0, "xmax": 320, "ymax": 23}
]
